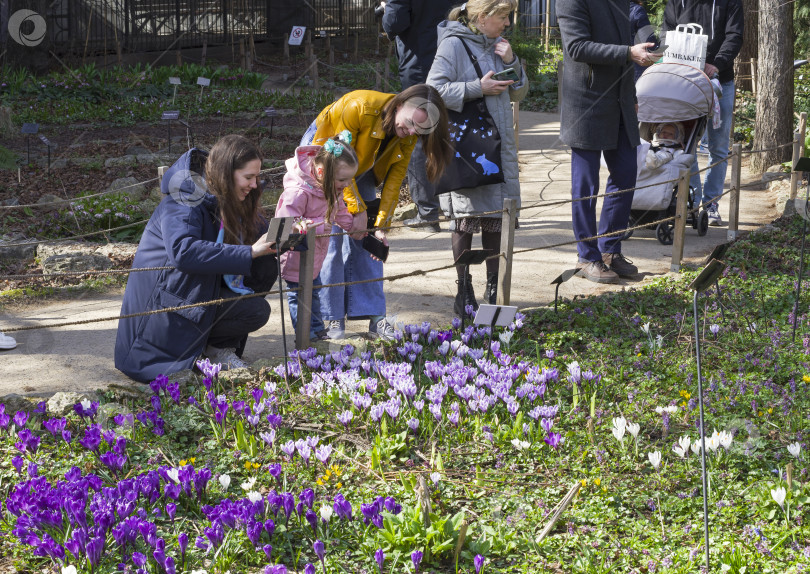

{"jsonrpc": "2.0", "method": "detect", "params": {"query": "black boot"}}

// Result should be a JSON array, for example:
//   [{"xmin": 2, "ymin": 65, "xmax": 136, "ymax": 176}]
[
  {"xmin": 454, "ymin": 274, "xmax": 478, "ymax": 317},
  {"xmin": 483, "ymin": 272, "xmax": 498, "ymax": 304}
]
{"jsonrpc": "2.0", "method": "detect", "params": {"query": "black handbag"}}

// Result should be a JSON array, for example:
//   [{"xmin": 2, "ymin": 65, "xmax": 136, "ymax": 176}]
[{"xmin": 435, "ymin": 37, "xmax": 505, "ymax": 195}]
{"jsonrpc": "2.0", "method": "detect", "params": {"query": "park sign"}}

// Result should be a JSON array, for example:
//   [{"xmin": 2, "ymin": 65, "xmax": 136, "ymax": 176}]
[{"xmin": 289, "ymin": 26, "xmax": 306, "ymax": 46}]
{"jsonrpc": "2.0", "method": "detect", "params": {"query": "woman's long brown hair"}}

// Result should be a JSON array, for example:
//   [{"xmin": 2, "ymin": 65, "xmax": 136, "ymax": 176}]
[
  {"xmin": 381, "ymin": 84, "xmax": 453, "ymax": 182},
  {"xmin": 205, "ymin": 134, "xmax": 264, "ymax": 245}
]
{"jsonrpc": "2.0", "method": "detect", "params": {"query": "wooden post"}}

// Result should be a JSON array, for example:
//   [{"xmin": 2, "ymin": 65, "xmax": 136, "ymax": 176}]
[
  {"xmin": 239, "ymin": 38, "xmax": 246, "ymax": 69},
  {"xmin": 670, "ymin": 170, "xmax": 691, "ymax": 272},
  {"xmin": 283, "ymin": 34, "xmax": 290, "ymax": 63},
  {"xmin": 325, "ymin": 33, "xmax": 331, "ymax": 52},
  {"xmin": 750, "ymin": 58, "xmax": 757, "ymax": 96},
  {"xmin": 345, "ymin": 26, "xmax": 350, "ymax": 51},
  {"xmin": 790, "ymin": 132, "xmax": 802, "ymax": 201},
  {"xmin": 295, "ymin": 226, "xmax": 317, "ymax": 350},
  {"xmin": 801, "ymin": 112, "xmax": 808, "ymax": 156},
  {"xmin": 354, "ymin": 33, "xmax": 359, "ymax": 63},
  {"xmin": 327, "ymin": 47, "xmax": 335, "ymax": 88},
  {"xmin": 158, "ymin": 166, "xmax": 169, "ymax": 179},
  {"xmin": 497, "ymin": 198, "xmax": 517, "ymax": 305},
  {"xmin": 201, "ymin": 40, "xmax": 208, "ymax": 66},
  {"xmin": 304, "ymin": 30, "xmax": 312, "ymax": 60},
  {"xmin": 728, "ymin": 144, "xmax": 742, "ymax": 240},
  {"xmin": 329, "ymin": 46, "xmax": 335, "ymax": 86},
  {"xmin": 375, "ymin": 63, "xmax": 381, "ymax": 90},
  {"xmin": 376, "ymin": 22, "xmax": 381, "ymax": 55},
  {"xmin": 383, "ymin": 55, "xmax": 390, "ymax": 92},
  {"xmin": 175, "ymin": 50, "xmax": 182, "ymax": 66},
  {"xmin": 311, "ymin": 54, "xmax": 319, "ymax": 89}
]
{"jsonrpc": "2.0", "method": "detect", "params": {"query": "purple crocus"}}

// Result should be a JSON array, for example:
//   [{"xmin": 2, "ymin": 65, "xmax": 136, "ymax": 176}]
[
  {"xmin": 337, "ymin": 410, "xmax": 353, "ymax": 429},
  {"xmin": 314, "ymin": 539, "xmax": 326, "ymax": 572},
  {"xmin": 178, "ymin": 532, "xmax": 188, "ymax": 559},
  {"xmin": 375, "ymin": 548, "xmax": 385, "ymax": 573},
  {"xmin": 474, "ymin": 554, "xmax": 485, "ymax": 574},
  {"xmin": 86, "ymin": 535, "xmax": 104, "ymax": 568},
  {"xmin": 11, "ymin": 455, "xmax": 23, "ymax": 474},
  {"xmin": 545, "ymin": 431, "xmax": 563, "ymax": 449},
  {"xmin": 263, "ymin": 544, "xmax": 273, "ymax": 561},
  {"xmin": 315, "ymin": 445, "xmax": 332, "ymax": 465},
  {"xmin": 304, "ymin": 564, "xmax": 316, "ymax": 574},
  {"xmin": 13, "ymin": 410, "xmax": 28, "ymax": 429},
  {"xmin": 268, "ymin": 463, "xmax": 282, "ymax": 480},
  {"xmin": 411, "ymin": 550, "xmax": 423, "ymax": 573}
]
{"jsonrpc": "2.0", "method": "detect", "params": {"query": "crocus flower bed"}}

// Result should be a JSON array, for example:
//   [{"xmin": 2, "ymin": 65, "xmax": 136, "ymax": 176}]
[{"xmin": 2, "ymin": 214, "xmax": 810, "ymax": 573}]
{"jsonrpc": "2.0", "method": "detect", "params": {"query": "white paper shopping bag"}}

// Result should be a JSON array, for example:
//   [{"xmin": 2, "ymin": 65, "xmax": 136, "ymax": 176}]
[{"xmin": 663, "ymin": 24, "xmax": 708, "ymax": 70}]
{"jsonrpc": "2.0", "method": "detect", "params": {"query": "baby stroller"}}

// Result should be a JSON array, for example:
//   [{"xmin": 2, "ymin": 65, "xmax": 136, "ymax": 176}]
[{"xmin": 626, "ymin": 62, "xmax": 715, "ymax": 245}]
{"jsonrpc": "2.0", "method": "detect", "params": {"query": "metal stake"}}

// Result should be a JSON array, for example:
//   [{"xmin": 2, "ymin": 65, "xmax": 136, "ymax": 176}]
[{"xmin": 693, "ymin": 290, "xmax": 711, "ymax": 572}]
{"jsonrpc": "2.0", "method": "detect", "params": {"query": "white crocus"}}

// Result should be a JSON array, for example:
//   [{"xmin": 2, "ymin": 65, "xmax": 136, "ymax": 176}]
[
  {"xmin": 691, "ymin": 440, "xmax": 702, "ymax": 455},
  {"xmin": 166, "ymin": 468, "xmax": 180, "ymax": 484},
  {"xmin": 320, "ymin": 504, "xmax": 333, "ymax": 523},
  {"xmin": 672, "ymin": 443, "xmax": 687, "ymax": 458},
  {"xmin": 499, "ymin": 330, "xmax": 514, "ymax": 345},
  {"xmin": 648, "ymin": 451, "xmax": 662, "ymax": 469},
  {"xmin": 655, "ymin": 405, "xmax": 678, "ymax": 414},
  {"xmin": 241, "ymin": 477, "xmax": 257, "ymax": 491},
  {"xmin": 611, "ymin": 417, "xmax": 627, "ymax": 442},
  {"xmin": 641, "ymin": 322, "xmax": 651, "ymax": 334},
  {"xmin": 626, "ymin": 422, "xmax": 640, "ymax": 438},
  {"xmin": 430, "ymin": 472, "xmax": 442, "ymax": 484},
  {"xmin": 705, "ymin": 433, "xmax": 720, "ymax": 452},
  {"xmin": 511, "ymin": 438, "xmax": 530, "ymax": 451},
  {"xmin": 771, "ymin": 486, "xmax": 787, "ymax": 508},
  {"xmin": 718, "ymin": 430, "xmax": 733, "ymax": 450},
  {"xmin": 62, "ymin": 566, "xmax": 78, "ymax": 574},
  {"xmin": 247, "ymin": 491, "xmax": 262, "ymax": 504},
  {"xmin": 787, "ymin": 443, "xmax": 802, "ymax": 458},
  {"xmin": 218, "ymin": 474, "xmax": 231, "ymax": 490}
]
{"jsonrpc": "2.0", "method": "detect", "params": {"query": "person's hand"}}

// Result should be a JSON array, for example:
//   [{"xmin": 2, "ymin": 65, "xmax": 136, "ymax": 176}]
[
  {"xmin": 367, "ymin": 229, "xmax": 389, "ymax": 262},
  {"xmin": 629, "ymin": 43, "xmax": 657, "ymax": 66},
  {"xmin": 349, "ymin": 212, "xmax": 368, "ymax": 240},
  {"xmin": 480, "ymin": 70, "xmax": 513, "ymax": 95},
  {"xmin": 294, "ymin": 219, "xmax": 313, "ymax": 233},
  {"xmin": 493, "ymin": 38, "xmax": 514, "ymax": 64},
  {"xmin": 251, "ymin": 233, "xmax": 277, "ymax": 258},
  {"xmin": 703, "ymin": 63, "xmax": 719, "ymax": 79}
]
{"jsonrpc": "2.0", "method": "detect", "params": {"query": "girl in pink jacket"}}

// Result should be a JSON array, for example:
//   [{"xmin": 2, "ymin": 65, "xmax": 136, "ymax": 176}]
[{"xmin": 277, "ymin": 134, "xmax": 364, "ymax": 341}]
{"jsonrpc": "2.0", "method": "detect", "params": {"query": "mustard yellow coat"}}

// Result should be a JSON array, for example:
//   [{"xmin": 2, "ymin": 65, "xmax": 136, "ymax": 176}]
[{"xmin": 311, "ymin": 90, "xmax": 417, "ymax": 227}]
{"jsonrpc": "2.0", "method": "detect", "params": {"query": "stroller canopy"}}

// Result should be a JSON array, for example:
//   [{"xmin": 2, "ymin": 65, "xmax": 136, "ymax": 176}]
[{"xmin": 636, "ymin": 62, "xmax": 714, "ymax": 123}]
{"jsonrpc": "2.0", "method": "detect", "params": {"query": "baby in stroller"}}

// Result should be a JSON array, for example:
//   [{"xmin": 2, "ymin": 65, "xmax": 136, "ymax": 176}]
[{"xmin": 645, "ymin": 122, "xmax": 687, "ymax": 170}]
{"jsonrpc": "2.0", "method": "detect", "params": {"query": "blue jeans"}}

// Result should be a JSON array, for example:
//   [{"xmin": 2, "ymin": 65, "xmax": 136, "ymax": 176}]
[
  {"xmin": 407, "ymin": 139, "xmax": 440, "ymax": 220},
  {"xmin": 691, "ymin": 80, "xmax": 735, "ymax": 208},
  {"xmin": 570, "ymin": 122, "xmax": 637, "ymax": 262},
  {"xmin": 318, "ymin": 171, "xmax": 386, "ymax": 321},
  {"xmin": 285, "ymin": 276, "xmax": 325, "ymax": 339}
]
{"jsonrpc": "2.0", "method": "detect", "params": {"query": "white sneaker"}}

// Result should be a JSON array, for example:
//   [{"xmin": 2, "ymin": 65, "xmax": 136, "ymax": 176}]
[
  {"xmin": 327, "ymin": 319, "xmax": 345, "ymax": 339},
  {"xmin": 204, "ymin": 346, "xmax": 249, "ymax": 370},
  {"xmin": 0, "ymin": 332, "xmax": 17, "ymax": 350},
  {"xmin": 707, "ymin": 204, "xmax": 723, "ymax": 226},
  {"xmin": 369, "ymin": 317, "xmax": 396, "ymax": 341}
]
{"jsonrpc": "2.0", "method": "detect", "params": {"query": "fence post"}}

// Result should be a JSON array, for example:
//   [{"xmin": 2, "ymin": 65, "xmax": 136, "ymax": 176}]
[
  {"xmin": 496, "ymin": 198, "xmax": 517, "ymax": 305},
  {"xmin": 329, "ymin": 47, "xmax": 335, "ymax": 86},
  {"xmin": 750, "ymin": 58, "xmax": 757, "ymax": 97},
  {"xmin": 283, "ymin": 34, "xmax": 290, "ymax": 63},
  {"xmin": 670, "ymin": 169, "xmax": 691, "ymax": 272},
  {"xmin": 158, "ymin": 166, "xmax": 168, "ymax": 179},
  {"xmin": 728, "ymin": 144, "xmax": 742, "ymax": 240},
  {"xmin": 305, "ymin": 30, "xmax": 312, "ymax": 60},
  {"xmin": 295, "ymin": 226, "xmax": 317, "ymax": 350},
  {"xmin": 375, "ymin": 63, "xmax": 381, "ymax": 91},
  {"xmin": 201, "ymin": 40, "xmax": 208, "ymax": 66},
  {"xmin": 791, "ymin": 112, "xmax": 808, "ymax": 200},
  {"xmin": 354, "ymin": 33, "xmax": 359, "ymax": 63},
  {"xmin": 311, "ymin": 55, "xmax": 319, "ymax": 90}
]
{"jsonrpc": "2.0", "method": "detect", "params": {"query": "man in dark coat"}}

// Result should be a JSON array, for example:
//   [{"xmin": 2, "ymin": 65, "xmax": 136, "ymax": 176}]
[
  {"xmin": 663, "ymin": 0, "xmax": 743, "ymax": 226},
  {"xmin": 382, "ymin": 0, "xmax": 454, "ymax": 232},
  {"xmin": 557, "ymin": 0, "xmax": 657, "ymax": 283}
]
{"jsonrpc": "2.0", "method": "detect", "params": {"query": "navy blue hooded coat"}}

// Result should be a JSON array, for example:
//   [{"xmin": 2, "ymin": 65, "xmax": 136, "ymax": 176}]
[{"xmin": 114, "ymin": 149, "xmax": 265, "ymax": 383}]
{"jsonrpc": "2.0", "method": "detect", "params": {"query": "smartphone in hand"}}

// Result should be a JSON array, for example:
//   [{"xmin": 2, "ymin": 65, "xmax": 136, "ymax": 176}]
[
  {"xmin": 492, "ymin": 67, "xmax": 519, "ymax": 82},
  {"xmin": 362, "ymin": 234, "xmax": 389, "ymax": 262}
]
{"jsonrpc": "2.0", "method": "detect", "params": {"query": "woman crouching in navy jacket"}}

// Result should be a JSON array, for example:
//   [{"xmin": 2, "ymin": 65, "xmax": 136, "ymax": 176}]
[{"xmin": 115, "ymin": 135, "xmax": 277, "ymax": 383}]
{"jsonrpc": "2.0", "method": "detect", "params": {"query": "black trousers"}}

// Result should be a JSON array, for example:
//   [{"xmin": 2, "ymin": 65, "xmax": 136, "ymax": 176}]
[{"xmin": 207, "ymin": 254, "xmax": 278, "ymax": 356}]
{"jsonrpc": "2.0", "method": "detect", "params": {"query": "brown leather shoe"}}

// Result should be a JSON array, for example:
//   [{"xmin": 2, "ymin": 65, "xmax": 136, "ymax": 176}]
[
  {"xmin": 602, "ymin": 253, "xmax": 638, "ymax": 277},
  {"xmin": 576, "ymin": 260, "xmax": 619, "ymax": 284}
]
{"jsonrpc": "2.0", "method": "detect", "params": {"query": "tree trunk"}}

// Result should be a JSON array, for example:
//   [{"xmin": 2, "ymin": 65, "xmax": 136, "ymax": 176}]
[
  {"xmin": 734, "ymin": 0, "xmax": 758, "ymax": 92},
  {"xmin": 751, "ymin": 0, "xmax": 794, "ymax": 174}
]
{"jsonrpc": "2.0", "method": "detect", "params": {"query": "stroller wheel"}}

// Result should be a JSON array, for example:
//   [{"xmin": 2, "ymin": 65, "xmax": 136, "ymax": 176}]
[
  {"xmin": 697, "ymin": 209, "xmax": 709, "ymax": 236},
  {"xmin": 656, "ymin": 221, "xmax": 675, "ymax": 245}
]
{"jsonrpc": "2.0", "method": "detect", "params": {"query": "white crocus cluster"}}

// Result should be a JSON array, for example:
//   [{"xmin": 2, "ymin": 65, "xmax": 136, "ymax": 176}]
[
  {"xmin": 511, "ymin": 438, "xmax": 530, "ymax": 451},
  {"xmin": 654, "ymin": 405, "xmax": 678, "ymax": 414},
  {"xmin": 648, "ymin": 451, "xmax": 662, "ymax": 469},
  {"xmin": 787, "ymin": 442, "xmax": 802, "ymax": 458},
  {"xmin": 672, "ymin": 435, "xmax": 692, "ymax": 458},
  {"xmin": 611, "ymin": 417, "xmax": 627, "ymax": 442}
]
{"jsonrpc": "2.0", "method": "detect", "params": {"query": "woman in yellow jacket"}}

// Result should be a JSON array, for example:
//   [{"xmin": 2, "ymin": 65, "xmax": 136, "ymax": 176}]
[{"xmin": 300, "ymin": 84, "xmax": 452, "ymax": 339}]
